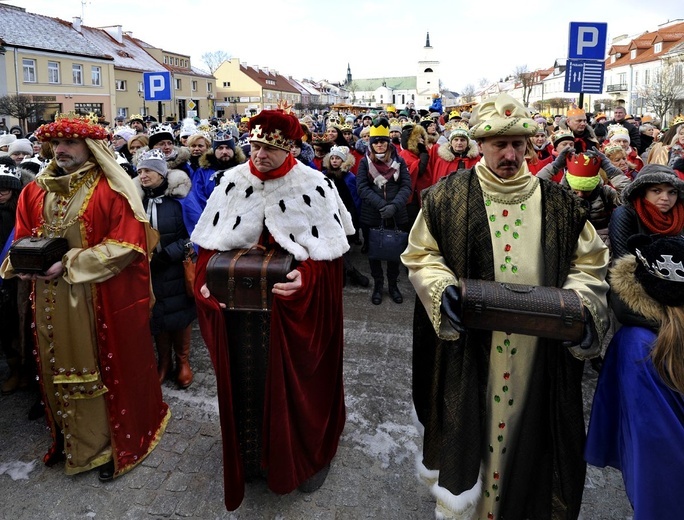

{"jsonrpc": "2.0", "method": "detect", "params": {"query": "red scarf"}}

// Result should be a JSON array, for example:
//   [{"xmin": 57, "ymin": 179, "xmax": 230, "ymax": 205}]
[
  {"xmin": 633, "ymin": 197, "xmax": 684, "ymax": 235},
  {"xmin": 249, "ymin": 153, "xmax": 296, "ymax": 181}
]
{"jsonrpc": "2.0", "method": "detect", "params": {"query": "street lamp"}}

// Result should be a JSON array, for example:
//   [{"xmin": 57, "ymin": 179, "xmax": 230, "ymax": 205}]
[{"xmin": 138, "ymin": 90, "xmax": 147, "ymax": 117}]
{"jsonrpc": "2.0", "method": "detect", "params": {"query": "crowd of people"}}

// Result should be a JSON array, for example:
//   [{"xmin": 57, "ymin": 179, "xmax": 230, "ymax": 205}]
[{"xmin": 1, "ymin": 94, "xmax": 684, "ymax": 518}]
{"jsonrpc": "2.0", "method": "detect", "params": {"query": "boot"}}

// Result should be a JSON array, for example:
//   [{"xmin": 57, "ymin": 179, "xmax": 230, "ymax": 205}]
[
  {"xmin": 155, "ymin": 333, "xmax": 173, "ymax": 385},
  {"xmin": 348, "ymin": 267, "xmax": 370, "ymax": 287},
  {"xmin": 388, "ymin": 281, "xmax": 403, "ymax": 304},
  {"xmin": 173, "ymin": 326, "xmax": 193, "ymax": 389},
  {"xmin": 371, "ymin": 280, "xmax": 383, "ymax": 305},
  {"xmin": 2, "ymin": 356, "xmax": 21, "ymax": 395}
]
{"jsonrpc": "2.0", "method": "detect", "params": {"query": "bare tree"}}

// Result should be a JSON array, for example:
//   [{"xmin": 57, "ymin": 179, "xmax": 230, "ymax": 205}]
[
  {"xmin": 478, "ymin": 77, "xmax": 489, "ymax": 89},
  {"xmin": 638, "ymin": 62, "xmax": 684, "ymax": 125},
  {"xmin": 201, "ymin": 51, "xmax": 231, "ymax": 74},
  {"xmin": 460, "ymin": 84, "xmax": 476, "ymax": 104},
  {"xmin": 547, "ymin": 97, "xmax": 572, "ymax": 112},
  {"xmin": 0, "ymin": 94, "xmax": 44, "ymax": 134},
  {"xmin": 348, "ymin": 81, "xmax": 358, "ymax": 104},
  {"xmin": 513, "ymin": 65, "xmax": 534, "ymax": 107}
]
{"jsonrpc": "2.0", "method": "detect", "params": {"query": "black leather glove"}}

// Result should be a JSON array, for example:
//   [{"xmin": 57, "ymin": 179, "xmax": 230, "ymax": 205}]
[
  {"xmin": 379, "ymin": 204, "xmax": 397, "ymax": 219},
  {"xmin": 552, "ymin": 147, "xmax": 573, "ymax": 173},
  {"xmin": 440, "ymin": 285, "xmax": 464, "ymax": 333},
  {"xmin": 562, "ymin": 308, "xmax": 594, "ymax": 350}
]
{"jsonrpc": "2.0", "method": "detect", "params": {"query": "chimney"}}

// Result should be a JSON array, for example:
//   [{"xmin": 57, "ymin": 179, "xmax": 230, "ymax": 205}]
[
  {"xmin": 103, "ymin": 25, "xmax": 124, "ymax": 44},
  {"xmin": 73, "ymin": 17, "xmax": 82, "ymax": 33}
]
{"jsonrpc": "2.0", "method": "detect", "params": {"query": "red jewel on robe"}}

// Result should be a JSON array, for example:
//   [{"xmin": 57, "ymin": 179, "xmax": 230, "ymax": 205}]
[
  {"xmin": 503, "ymin": 372, "xmax": 510, "ymax": 380},
  {"xmin": 502, "ymin": 210, "xmax": 509, "ymax": 217},
  {"xmin": 499, "ymin": 421, "xmax": 506, "ymax": 429},
  {"xmin": 493, "ymin": 471, "xmax": 500, "ymax": 479},
  {"xmin": 505, "ymin": 109, "xmax": 512, "ymax": 116},
  {"xmin": 504, "ymin": 244, "xmax": 511, "ymax": 252}
]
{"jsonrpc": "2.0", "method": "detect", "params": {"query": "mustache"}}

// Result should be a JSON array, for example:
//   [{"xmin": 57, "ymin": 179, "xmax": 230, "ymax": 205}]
[{"xmin": 497, "ymin": 160, "xmax": 519, "ymax": 169}]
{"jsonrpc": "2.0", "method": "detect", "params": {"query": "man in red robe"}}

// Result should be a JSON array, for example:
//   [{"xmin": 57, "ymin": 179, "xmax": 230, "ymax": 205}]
[
  {"xmin": 190, "ymin": 107, "xmax": 355, "ymax": 511},
  {"xmin": 0, "ymin": 114, "xmax": 169, "ymax": 482}
]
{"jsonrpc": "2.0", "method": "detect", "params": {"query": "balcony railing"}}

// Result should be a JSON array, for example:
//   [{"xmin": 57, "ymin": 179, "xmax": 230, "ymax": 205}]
[{"xmin": 606, "ymin": 84, "xmax": 628, "ymax": 93}]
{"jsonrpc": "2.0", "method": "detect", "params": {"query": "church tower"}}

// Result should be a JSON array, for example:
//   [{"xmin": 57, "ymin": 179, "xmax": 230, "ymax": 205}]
[
  {"xmin": 346, "ymin": 63, "xmax": 352, "ymax": 85},
  {"xmin": 416, "ymin": 32, "xmax": 440, "ymax": 108}
]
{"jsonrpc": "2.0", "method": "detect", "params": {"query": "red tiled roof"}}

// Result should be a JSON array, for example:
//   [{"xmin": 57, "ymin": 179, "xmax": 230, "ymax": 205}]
[
  {"xmin": 606, "ymin": 21, "xmax": 684, "ymax": 69},
  {"xmin": 240, "ymin": 65, "xmax": 299, "ymax": 94}
]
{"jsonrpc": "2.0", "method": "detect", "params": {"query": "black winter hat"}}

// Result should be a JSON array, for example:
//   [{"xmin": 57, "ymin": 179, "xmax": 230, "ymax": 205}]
[
  {"xmin": 629, "ymin": 234, "xmax": 684, "ymax": 307},
  {"xmin": 0, "ymin": 163, "xmax": 21, "ymax": 191}
]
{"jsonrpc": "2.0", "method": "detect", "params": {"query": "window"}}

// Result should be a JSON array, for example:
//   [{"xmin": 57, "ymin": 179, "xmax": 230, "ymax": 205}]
[
  {"xmin": 175, "ymin": 78, "xmax": 181, "ymax": 90},
  {"xmin": 164, "ymin": 56, "xmax": 168, "ymax": 64},
  {"xmin": 91, "ymin": 66, "xmax": 101, "ymax": 86},
  {"xmin": 73, "ymin": 64, "xmax": 83, "ymax": 85},
  {"xmin": 23, "ymin": 59, "xmax": 37, "ymax": 83},
  {"xmin": 175, "ymin": 57, "xmax": 179, "ymax": 66},
  {"xmin": 117, "ymin": 108, "xmax": 128, "ymax": 118},
  {"xmin": 644, "ymin": 69, "xmax": 650, "ymax": 85},
  {"xmin": 630, "ymin": 49, "xmax": 637, "ymax": 59},
  {"xmin": 634, "ymin": 71, "xmax": 639, "ymax": 86},
  {"xmin": 115, "ymin": 80, "xmax": 127, "ymax": 91},
  {"xmin": 222, "ymin": 81, "xmax": 230, "ymax": 87},
  {"xmin": 655, "ymin": 42, "xmax": 663, "ymax": 53},
  {"xmin": 192, "ymin": 80, "xmax": 197, "ymax": 91},
  {"xmin": 265, "ymin": 79, "xmax": 276, "ymax": 86},
  {"xmin": 138, "ymin": 81, "xmax": 144, "ymax": 93},
  {"xmin": 207, "ymin": 82, "xmax": 213, "ymax": 92},
  {"xmin": 48, "ymin": 61, "xmax": 60, "ymax": 84},
  {"xmin": 75, "ymin": 102, "xmax": 102, "ymax": 115}
]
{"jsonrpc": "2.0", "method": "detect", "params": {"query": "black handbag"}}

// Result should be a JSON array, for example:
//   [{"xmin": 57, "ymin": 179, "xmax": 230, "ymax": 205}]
[{"xmin": 367, "ymin": 221, "xmax": 408, "ymax": 262}]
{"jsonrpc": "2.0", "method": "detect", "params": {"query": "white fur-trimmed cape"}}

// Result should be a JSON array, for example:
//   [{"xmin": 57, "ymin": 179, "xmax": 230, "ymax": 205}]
[{"xmin": 190, "ymin": 161, "xmax": 355, "ymax": 261}]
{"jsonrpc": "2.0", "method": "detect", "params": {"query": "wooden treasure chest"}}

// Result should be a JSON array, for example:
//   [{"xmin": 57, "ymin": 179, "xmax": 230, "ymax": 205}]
[
  {"xmin": 206, "ymin": 246, "xmax": 294, "ymax": 311},
  {"xmin": 459, "ymin": 278, "xmax": 586, "ymax": 343},
  {"xmin": 9, "ymin": 237, "xmax": 69, "ymax": 275}
]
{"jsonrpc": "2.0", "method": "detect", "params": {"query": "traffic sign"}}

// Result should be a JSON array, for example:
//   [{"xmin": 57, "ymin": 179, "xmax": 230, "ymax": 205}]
[
  {"xmin": 143, "ymin": 71, "xmax": 172, "ymax": 101},
  {"xmin": 568, "ymin": 22, "xmax": 608, "ymax": 60},
  {"xmin": 187, "ymin": 100, "xmax": 196, "ymax": 110},
  {"xmin": 564, "ymin": 59, "xmax": 605, "ymax": 94}
]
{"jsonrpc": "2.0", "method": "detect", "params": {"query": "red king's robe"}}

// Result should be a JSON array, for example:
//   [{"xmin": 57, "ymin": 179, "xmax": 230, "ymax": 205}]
[
  {"xmin": 14, "ymin": 178, "xmax": 169, "ymax": 476},
  {"xmin": 194, "ymin": 247, "xmax": 346, "ymax": 511}
]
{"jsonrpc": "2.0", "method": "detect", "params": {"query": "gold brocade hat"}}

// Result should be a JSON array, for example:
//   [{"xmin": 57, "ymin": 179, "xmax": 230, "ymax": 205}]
[{"xmin": 469, "ymin": 93, "xmax": 537, "ymax": 139}]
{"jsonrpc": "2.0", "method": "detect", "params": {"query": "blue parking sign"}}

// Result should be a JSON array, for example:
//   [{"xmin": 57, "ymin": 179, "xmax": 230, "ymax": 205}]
[
  {"xmin": 143, "ymin": 71, "xmax": 172, "ymax": 101},
  {"xmin": 568, "ymin": 22, "xmax": 608, "ymax": 60}
]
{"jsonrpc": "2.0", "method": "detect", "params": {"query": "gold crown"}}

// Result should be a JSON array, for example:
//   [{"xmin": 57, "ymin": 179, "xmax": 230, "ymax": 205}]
[
  {"xmin": 552, "ymin": 130, "xmax": 574, "ymax": 145},
  {"xmin": 603, "ymin": 144, "xmax": 624, "ymax": 156},
  {"xmin": 369, "ymin": 119, "xmax": 390, "ymax": 138},
  {"xmin": 671, "ymin": 115, "xmax": 684, "ymax": 126},
  {"xmin": 607, "ymin": 123, "xmax": 629, "ymax": 139},
  {"xmin": 129, "ymin": 113, "xmax": 144, "ymax": 122},
  {"xmin": 339, "ymin": 123, "xmax": 353, "ymax": 132}
]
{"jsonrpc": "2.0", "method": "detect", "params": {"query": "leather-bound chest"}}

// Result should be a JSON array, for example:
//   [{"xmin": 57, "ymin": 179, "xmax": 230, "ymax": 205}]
[
  {"xmin": 9, "ymin": 237, "xmax": 69, "ymax": 274},
  {"xmin": 459, "ymin": 279, "xmax": 586, "ymax": 343},
  {"xmin": 206, "ymin": 246, "xmax": 294, "ymax": 311}
]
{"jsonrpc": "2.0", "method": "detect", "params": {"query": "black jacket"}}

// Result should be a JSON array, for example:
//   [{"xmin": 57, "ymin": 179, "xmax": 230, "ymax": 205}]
[{"xmin": 356, "ymin": 150, "xmax": 412, "ymax": 228}]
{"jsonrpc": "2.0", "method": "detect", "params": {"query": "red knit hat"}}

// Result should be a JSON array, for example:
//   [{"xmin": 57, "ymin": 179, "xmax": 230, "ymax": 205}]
[{"xmin": 565, "ymin": 152, "xmax": 601, "ymax": 191}]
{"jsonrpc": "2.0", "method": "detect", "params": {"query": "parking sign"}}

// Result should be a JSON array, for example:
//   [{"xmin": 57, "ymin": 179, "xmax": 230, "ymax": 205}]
[
  {"xmin": 568, "ymin": 22, "xmax": 608, "ymax": 60},
  {"xmin": 143, "ymin": 71, "xmax": 172, "ymax": 101}
]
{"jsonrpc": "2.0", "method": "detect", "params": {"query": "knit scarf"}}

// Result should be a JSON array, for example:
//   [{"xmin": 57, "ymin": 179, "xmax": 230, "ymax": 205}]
[
  {"xmin": 633, "ymin": 197, "xmax": 684, "ymax": 235},
  {"xmin": 249, "ymin": 153, "xmax": 296, "ymax": 181},
  {"xmin": 366, "ymin": 152, "xmax": 399, "ymax": 188}
]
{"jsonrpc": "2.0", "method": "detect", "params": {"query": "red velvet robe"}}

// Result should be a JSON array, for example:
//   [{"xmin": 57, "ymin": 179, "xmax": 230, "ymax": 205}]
[
  {"xmin": 14, "ymin": 178, "xmax": 169, "ymax": 476},
  {"xmin": 194, "ymin": 247, "xmax": 346, "ymax": 511}
]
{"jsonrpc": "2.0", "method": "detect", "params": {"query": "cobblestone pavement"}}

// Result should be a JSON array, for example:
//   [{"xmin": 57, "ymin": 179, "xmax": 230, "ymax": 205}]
[{"xmin": 0, "ymin": 249, "xmax": 633, "ymax": 519}]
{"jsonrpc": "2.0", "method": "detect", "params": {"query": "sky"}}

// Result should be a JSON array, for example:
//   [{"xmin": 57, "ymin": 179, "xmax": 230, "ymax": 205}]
[{"xmin": 2, "ymin": 0, "xmax": 683, "ymax": 93}]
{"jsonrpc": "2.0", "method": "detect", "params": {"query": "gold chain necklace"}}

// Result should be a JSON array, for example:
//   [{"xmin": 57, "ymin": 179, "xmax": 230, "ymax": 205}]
[{"xmin": 42, "ymin": 170, "xmax": 100, "ymax": 237}]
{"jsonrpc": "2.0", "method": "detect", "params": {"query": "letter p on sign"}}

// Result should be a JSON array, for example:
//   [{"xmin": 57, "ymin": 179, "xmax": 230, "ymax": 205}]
[
  {"xmin": 143, "ymin": 71, "xmax": 172, "ymax": 101},
  {"xmin": 568, "ymin": 22, "xmax": 607, "ymax": 61}
]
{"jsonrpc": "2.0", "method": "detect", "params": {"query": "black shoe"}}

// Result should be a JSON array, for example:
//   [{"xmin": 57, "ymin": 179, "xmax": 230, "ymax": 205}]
[
  {"xmin": 371, "ymin": 283, "xmax": 383, "ymax": 305},
  {"xmin": 98, "ymin": 460, "xmax": 115, "ymax": 482},
  {"xmin": 298, "ymin": 464, "xmax": 330, "ymax": 493},
  {"xmin": 388, "ymin": 284, "xmax": 403, "ymax": 304},
  {"xmin": 348, "ymin": 268, "xmax": 370, "ymax": 287}
]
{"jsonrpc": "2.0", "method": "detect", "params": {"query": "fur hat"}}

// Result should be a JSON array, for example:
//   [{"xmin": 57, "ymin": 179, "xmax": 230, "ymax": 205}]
[
  {"xmin": 8, "ymin": 138, "xmax": 33, "ymax": 156},
  {"xmin": 212, "ymin": 130, "xmax": 235, "ymax": 151},
  {"xmin": 622, "ymin": 164, "xmax": 684, "ymax": 203},
  {"xmin": 147, "ymin": 124, "xmax": 175, "ymax": 149},
  {"xmin": 629, "ymin": 234, "xmax": 684, "ymax": 307},
  {"xmin": 248, "ymin": 110, "xmax": 304, "ymax": 151},
  {"xmin": 0, "ymin": 163, "xmax": 21, "ymax": 190},
  {"xmin": 470, "ymin": 93, "xmax": 537, "ymax": 139},
  {"xmin": 137, "ymin": 149, "xmax": 168, "ymax": 177}
]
